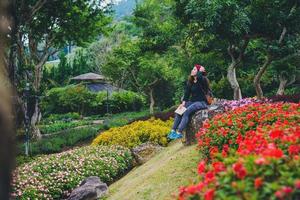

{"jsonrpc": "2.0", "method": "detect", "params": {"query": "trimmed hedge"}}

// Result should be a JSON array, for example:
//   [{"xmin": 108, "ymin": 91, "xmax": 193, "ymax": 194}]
[
  {"xmin": 12, "ymin": 145, "xmax": 133, "ymax": 199},
  {"xmin": 41, "ymin": 84, "xmax": 145, "ymax": 115},
  {"xmin": 92, "ymin": 118, "xmax": 173, "ymax": 148}
]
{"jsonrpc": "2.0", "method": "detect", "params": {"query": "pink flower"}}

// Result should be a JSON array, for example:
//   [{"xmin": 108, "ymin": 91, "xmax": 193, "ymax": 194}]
[
  {"xmin": 294, "ymin": 180, "xmax": 300, "ymax": 189},
  {"xmin": 255, "ymin": 157, "xmax": 267, "ymax": 165},
  {"xmin": 282, "ymin": 186, "xmax": 293, "ymax": 194}
]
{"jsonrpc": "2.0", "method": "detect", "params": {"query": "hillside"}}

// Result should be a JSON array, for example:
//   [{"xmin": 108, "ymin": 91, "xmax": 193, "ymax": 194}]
[{"xmin": 105, "ymin": 141, "xmax": 199, "ymax": 200}]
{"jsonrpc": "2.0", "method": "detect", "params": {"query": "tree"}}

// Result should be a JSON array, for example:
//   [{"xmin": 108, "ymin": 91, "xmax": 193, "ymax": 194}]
[
  {"xmin": 176, "ymin": 0, "xmax": 251, "ymax": 100},
  {"xmin": 9, "ymin": 0, "xmax": 111, "ymax": 138},
  {"xmin": 175, "ymin": 0, "xmax": 300, "ymax": 99},
  {"xmin": 251, "ymin": 0, "xmax": 300, "ymax": 98},
  {"xmin": 273, "ymin": 53, "xmax": 300, "ymax": 95}
]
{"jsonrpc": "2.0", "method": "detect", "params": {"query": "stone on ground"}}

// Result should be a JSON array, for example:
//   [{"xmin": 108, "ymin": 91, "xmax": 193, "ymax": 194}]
[{"xmin": 67, "ymin": 176, "xmax": 108, "ymax": 200}]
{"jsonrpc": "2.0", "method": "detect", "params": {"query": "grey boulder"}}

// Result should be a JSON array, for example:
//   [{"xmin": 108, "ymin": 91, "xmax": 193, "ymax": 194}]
[
  {"xmin": 184, "ymin": 103, "xmax": 225, "ymax": 145},
  {"xmin": 67, "ymin": 176, "xmax": 108, "ymax": 200}
]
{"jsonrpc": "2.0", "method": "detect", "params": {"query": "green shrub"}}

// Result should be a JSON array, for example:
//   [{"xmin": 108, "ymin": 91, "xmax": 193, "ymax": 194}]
[
  {"xmin": 41, "ymin": 85, "xmax": 145, "ymax": 116},
  {"xmin": 18, "ymin": 126, "xmax": 100, "ymax": 156},
  {"xmin": 41, "ymin": 112, "xmax": 81, "ymax": 124},
  {"xmin": 39, "ymin": 120, "xmax": 92, "ymax": 135},
  {"xmin": 41, "ymin": 84, "xmax": 96, "ymax": 115},
  {"xmin": 17, "ymin": 110, "xmax": 150, "ymax": 157},
  {"xmin": 13, "ymin": 146, "xmax": 133, "ymax": 199},
  {"xmin": 110, "ymin": 91, "xmax": 145, "ymax": 113}
]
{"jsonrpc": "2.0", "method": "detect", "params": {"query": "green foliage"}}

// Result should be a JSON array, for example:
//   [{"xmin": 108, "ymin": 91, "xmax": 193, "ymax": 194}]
[
  {"xmin": 17, "ymin": 110, "xmax": 150, "ymax": 157},
  {"xmin": 43, "ymin": 48, "xmax": 97, "ymax": 90},
  {"xmin": 110, "ymin": 91, "xmax": 145, "ymax": 113},
  {"xmin": 18, "ymin": 126, "xmax": 100, "ymax": 156},
  {"xmin": 41, "ymin": 112, "xmax": 81, "ymax": 124},
  {"xmin": 41, "ymin": 85, "xmax": 145, "ymax": 115},
  {"xmin": 41, "ymin": 84, "xmax": 96, "ymax": 115},
  {"xmin": 13, "ymin": 146, "xmax": 133, "ymax": 199},
  {"xmin": 39, "ymin": 120, "xmax": 92, "ymax": 135}
]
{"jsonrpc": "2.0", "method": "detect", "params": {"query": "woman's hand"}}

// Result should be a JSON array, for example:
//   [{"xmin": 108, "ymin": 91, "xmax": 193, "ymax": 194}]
[{"xmin": 180, "ymin": 101, "xmax": 186, "ymax": 108}]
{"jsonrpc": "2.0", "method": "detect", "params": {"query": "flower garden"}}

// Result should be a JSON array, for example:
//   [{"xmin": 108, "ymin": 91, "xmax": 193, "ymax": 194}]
[
  {"xmin": 12, "ymin": 146, "xmax": 133, "ymax": 199},
  {"xmin": 92, "ymin": 118, "xmax": 173, "ymax": 148},
  {"xmin": 178, "ymin": 101, "xmax": 300, "ymax": 200},
  {"xmin": 11, "ymin": 98, "xmax": 300, "ymax": 200}
]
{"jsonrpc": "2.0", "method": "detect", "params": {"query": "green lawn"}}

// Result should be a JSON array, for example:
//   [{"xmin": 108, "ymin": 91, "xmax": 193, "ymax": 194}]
[{"xmin": 105, "ymin": 140, "xmax": 199, "ymax": 200}]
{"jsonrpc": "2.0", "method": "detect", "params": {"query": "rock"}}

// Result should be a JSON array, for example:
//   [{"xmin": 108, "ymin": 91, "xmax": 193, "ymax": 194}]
[
  {"xmin": 131, "ymin": 142, "xmax": 163, "ymax": 165},
  {"xmin": 67, "ymin": 176, "xmax": 108, "ymax": 200},
  {"xmin": 184, "ymin": 103, "xmax": 225, "ymax": 146},
  {"xmin": 92, "ymin": 120, "xmax": 104, "ymax": 125}
]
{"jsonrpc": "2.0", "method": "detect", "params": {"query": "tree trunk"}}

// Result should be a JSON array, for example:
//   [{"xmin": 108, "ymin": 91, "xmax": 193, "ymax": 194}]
[
  {"xmin": 277, "ymin": 77, "xmax": 287, "ymax": 95},
  {"xmin": 276, "ymin": 73, "xmax": 296, "ymax": 95},
  {"xmin": 30, "ymin": 52, "xmax": 51, "ymax": 139},
  {"xmin": 226, "ymin": 40, "xmax": 249, "ymax": 100},
  {"xmin": 30, "ymin": 100, "xmax": 42, "ymax": 139},
  {"xmin": 149, "ymin": 88, "xmax": 155, "ymax": 114},
  {"xmin": 253, "ymin": 55, "xmax": 272, "ymax": 99},
  {"xmin": 227, "ymin": 62, "xmax": 242, "ymax": 100}
]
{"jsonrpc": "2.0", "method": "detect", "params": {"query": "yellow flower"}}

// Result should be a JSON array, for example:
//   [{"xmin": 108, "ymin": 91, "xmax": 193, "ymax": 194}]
[{"xmin": 92, "ymin": 118, "xmax": 173, "ymax": 148}]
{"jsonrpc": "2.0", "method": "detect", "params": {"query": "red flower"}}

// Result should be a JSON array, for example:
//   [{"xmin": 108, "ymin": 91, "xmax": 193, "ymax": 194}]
[
  {"xmin": 197, "ymin": 161, "xmax": 206, "ymax": 175},
  {"xmin": 254, "ymin": 177, "xmax": 263, "ymax": 189},
  {"xmin": 209, "ymin": 146, "xmax": 219, "ymax": 157},
  {"xmin": 288, "ymin": 145, "xmax": 300, "ymax": 155},
  {"xmin": 205, "ymin": 171, "xmax": 215, "ymax": 183},
  {"xmin": 185, "ymin": 185, "xmax": 201, "ymax": 195},
  {"xmin": 262, "ymin": 147, "xmax": 283, "ymax": 159},
  {"xmin": 203, "ymin": 120, "xmax": 211, "ymax": 129},
  {"xmin": 269, "ymin": 129, "xmax": 284, "ymax": 140},
  {"xmin": 232, "ymin": 162, "xmax": 247, "ymax": 179},
  {"xmin": 212, "ymin": 162, "xmax": 226, "ymax": 173},
  {"xmin": 204, "ymin": 189, "xmax": 215, "ymax": 200},
  {"xmin": 255, "ymin": 157, "xmax": 267, "ymax": 165}
]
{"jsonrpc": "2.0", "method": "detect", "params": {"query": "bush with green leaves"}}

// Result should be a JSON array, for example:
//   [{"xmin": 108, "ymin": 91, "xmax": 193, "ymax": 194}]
[
  {"xmin": 39, "ymin": 120, "xmax": 92, "ymax": 135},
  {"xmin": 41, "ymin": 112, "xmax": 81, "ymax": 124},
  {"xmin": 41, "ymin": 84, "xmax": 97, "ymax": 115},
  {"xmin": 17, "ymin": 110, "xmax": 151, "ymax": 157},
  {"xmin": 41, "ymin": 85, "xmax": 145, "ymax": 115},
  {"xmin": 110, "ymin": 91, "xmax": 145, "ymax": 113},
  {"xmin": 18, "ymin": 126, "xmax": 100, "ymax": 156},
  {"xmin": 12, "ymin": 145, "xmax": 133, "ymax": 199}
]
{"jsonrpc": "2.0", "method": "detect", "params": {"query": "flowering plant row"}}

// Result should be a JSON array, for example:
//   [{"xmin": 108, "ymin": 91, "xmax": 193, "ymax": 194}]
[
  {"xmin": 12, "ymin": 146, "xmax": 133, "ymax": 199},
  {"xmin": 179, "ymin": 102, "xmax": 300, "ymax": 200},
  {"xmin": 92, "ymin": 118, "xmax": 173, "ymax": 148}
]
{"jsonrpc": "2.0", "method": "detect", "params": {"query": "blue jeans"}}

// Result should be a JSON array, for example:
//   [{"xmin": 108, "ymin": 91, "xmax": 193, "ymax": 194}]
[{"xmin": 172, "ymin": 101, "xmax": 208, "ymax": 132}]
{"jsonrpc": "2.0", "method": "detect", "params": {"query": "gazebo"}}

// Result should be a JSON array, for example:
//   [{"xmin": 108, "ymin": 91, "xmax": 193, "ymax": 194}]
[
  {"xmin": 70, "ymin": 72, "xmax": 121, "ymax": 94},
  {"xmin": 70, "ymin": 72, "xmax": 106, "ymax": 82}
]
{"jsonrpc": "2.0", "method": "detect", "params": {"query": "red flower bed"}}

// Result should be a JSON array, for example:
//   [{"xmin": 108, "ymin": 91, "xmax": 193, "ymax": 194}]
[{"xmin": 179, "ymin": 103, "xmax": 300, "ymax": 200}]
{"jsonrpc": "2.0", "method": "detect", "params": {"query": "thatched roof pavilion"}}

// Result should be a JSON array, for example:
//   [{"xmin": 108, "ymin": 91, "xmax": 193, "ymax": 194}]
[
  {"xmin": 70, "ymin": 73, "xmax": 106, "ymax": 82},
  {"xmin": 70, "ymin": 72, "xmax": 122, "ymax": 93}
]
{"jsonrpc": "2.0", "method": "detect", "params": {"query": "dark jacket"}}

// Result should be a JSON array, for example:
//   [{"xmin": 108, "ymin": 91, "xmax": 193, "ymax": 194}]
[{"xmin": 183, "ymin": 72, "xmax": 209, "ymax": 103}]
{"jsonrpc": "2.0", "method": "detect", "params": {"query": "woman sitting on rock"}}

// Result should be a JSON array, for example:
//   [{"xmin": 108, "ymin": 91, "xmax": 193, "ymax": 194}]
[{"xmin": 168, "ymin": 64, "xmax": 211, "ymax": 140}]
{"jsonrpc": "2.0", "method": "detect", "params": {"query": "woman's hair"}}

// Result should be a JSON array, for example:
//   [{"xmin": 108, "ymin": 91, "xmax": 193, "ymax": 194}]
[{"xmin": 187, "ymin": 71, "xmax": 210, "ymax": 94}]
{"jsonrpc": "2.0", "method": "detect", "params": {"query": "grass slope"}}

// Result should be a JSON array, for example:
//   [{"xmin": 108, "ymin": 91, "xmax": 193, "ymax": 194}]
[{"xmin": 105, "ymin": 140, "xmax": 199, "ymax": 200}]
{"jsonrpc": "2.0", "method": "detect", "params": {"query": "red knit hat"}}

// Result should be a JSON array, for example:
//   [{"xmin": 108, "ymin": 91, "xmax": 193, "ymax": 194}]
[{"xmin": 194, "ymin": 64, "xmax": 205, "ymax": 72}]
